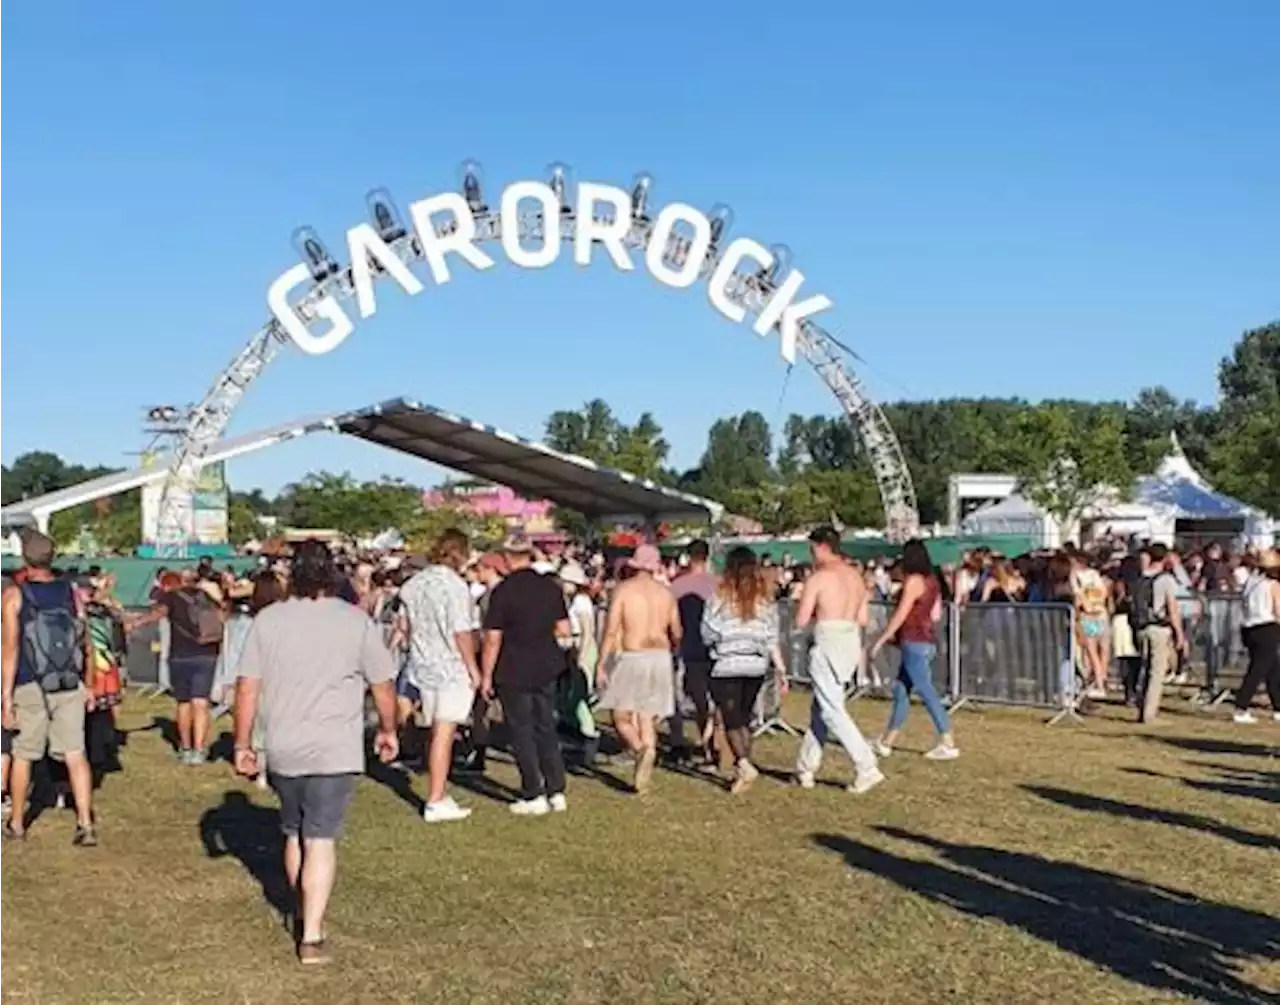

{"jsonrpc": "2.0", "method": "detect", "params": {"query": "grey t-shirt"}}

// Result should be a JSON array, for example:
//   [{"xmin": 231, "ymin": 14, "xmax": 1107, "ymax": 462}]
[
  {"xmin": 237, "ymin": 597, "xmax": 394, "ymax": 777},
  {"xmin": 1149, "ymin": 570, "xmax": 1179, "ymax": 624}
]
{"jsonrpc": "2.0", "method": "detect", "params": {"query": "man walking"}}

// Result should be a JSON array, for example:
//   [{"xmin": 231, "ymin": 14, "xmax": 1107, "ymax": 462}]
[
  {"xmin": 233, "ymin": 540, "xmax": 398, "ymax": 965},
  {"xmin": 1131, "ymin": 543, "xmax": 1186, "ymax": 725},
  {"xmin": 399, "ymin": 529, "xmax": 481, "ymax": 823},
  {"xmin": 1, "ymin": 531, "xmax": 98, "ymax": 845},
  {"xmin": 480, "ymin": 535, "xmax": 570, "ymax": 816},
  {"xmin": 596, "ymin": 545, "xmax": 682, "ymax": 794},
  {"xmin": 793, "ymin": 527, "xmax": 884, "ymax": 794},
  {"xmin": 668, "ymin": 540, "xmax": 718, "ymax": 767}
]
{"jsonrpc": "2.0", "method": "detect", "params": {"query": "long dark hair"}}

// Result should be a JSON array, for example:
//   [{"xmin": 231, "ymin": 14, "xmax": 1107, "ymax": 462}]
[
  {"xmin": 719, "ymin": 546, "xmax": 766, "ymax": 621},
  {"xmin": 291, "ymin": 540, "xmax": 335, "ymax": 600},
  {"xmin": 901, "ymin": 539, "xmax": 951, "ymax": 601}
]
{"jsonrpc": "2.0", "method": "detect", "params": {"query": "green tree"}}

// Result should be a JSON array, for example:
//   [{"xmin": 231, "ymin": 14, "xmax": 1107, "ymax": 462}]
[
  {"xmin": 401, "ymin": 504, "xmax": 508, "ymax": 554},
  {"xmin": 1209, "ymin": 321, "xmax": 1280, "ymax": 514},
  {"xmin": 1005, "ymin": 405, "xmax": 1134, "ymax": 531},
  {"xmin": 276, "ymin": 472, "xmax": 423, "ymax": 538},
  {"xmin": 544, "ymin": 400, "xmax": 671, "ymax": 480}
]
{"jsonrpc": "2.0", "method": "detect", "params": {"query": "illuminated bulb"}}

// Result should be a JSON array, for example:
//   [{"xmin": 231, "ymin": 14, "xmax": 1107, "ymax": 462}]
[
  {"xmin": 547, "ymin": 161, "xmax": 573, "ymax": 213},
  {"xmin": 630, "ymin": 171, "xmax": 653, "ymax": 220},
  {"xmin": 708, "ymin": 203, "xmax": 734, "ymax": 246},
  {"xmin": 291, "ymin": 226, "xmax": 338, "ymax": 281},
  {"xmin": 365, "ymin": 187, "xmax": 407, "ymax": 242},
  {"xmin": 459, "ymin": 159, "xmax": 487, "ymax": 213}
]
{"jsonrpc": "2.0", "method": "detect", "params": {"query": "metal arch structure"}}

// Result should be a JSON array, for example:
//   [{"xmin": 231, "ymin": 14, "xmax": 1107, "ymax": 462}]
[{"xmin": 154, "ymin": 170, "xmax": 919, "ymax": 557}]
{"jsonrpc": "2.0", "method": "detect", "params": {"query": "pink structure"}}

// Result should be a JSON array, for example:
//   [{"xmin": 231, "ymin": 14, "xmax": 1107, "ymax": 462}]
[{"xmin": 423, "ymin": 484, "xmax": 562, "ymax": 541}]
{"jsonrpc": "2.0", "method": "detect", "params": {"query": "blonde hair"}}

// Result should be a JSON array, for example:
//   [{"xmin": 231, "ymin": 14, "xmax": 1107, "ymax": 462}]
[{"xmin": 428, "ymin": 528, "xmax": 470, "ymax": 570}]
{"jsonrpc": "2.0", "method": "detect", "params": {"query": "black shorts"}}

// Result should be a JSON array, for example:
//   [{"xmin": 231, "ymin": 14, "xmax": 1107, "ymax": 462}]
[
  {"xmin": 270, "ymin": 773, "xmax": 358, "ymax": 840},
  {"xmin": 170, "ymin": 654, "xmax": 217, "ymax": 702}
]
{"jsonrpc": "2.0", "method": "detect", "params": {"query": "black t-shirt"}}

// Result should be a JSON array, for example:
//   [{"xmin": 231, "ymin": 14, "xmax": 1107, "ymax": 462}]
[
  {"xmin": 1201, "ymin": 560, "xmax": 1228, "ymax": 594},
  {"xmin": 159, "ymin": 588, "xmax": 220, "ymax": 659},
  {"xmin": 483, "ymin": 568, "xmax": 569, "ymax": 690}
]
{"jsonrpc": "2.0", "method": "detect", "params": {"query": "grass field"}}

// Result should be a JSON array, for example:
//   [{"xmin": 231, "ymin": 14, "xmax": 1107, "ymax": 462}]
[{"xmin": 2, "ymin": 692, "xmax": 1277, "ymax": 1005}]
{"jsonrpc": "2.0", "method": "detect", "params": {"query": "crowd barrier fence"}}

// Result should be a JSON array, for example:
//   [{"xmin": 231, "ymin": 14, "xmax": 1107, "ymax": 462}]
[{"xmin": 763, "ymin": 598, "xmax": 1078, "ymax": 729}]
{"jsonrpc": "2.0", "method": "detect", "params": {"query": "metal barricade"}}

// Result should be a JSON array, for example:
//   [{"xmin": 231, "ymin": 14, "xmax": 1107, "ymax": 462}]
[{"xmin": 955, "ymin": 602, "xmax": 1075, "ymax": 714}]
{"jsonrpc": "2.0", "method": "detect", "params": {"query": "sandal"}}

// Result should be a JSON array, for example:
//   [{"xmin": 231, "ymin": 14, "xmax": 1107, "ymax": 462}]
[
  {"xmin": 297, "ymin": 940, "xmax": 331, "ymax": 966},
  {"xmin": 2, "ymin": 823, "xmax": 26, "ymax": 842},
  {"xmin": 73, "ymin": 824, "xmax": 99, "ymax": 847}
]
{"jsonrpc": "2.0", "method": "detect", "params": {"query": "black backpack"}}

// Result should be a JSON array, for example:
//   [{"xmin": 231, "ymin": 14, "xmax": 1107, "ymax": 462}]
[
  {"xmin": 20, "ymin": 582, "xmax": 84, "ymax": 693},
  {"xmin": 1129, "ymin": 575, "xmax": 1167, "ymax": 632}
]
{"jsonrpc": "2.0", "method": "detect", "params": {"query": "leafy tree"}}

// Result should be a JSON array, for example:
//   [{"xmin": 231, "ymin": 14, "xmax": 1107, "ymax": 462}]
[
  {"xmin": 692, "ymin": 411, "xmax": 775, "ymax": 501},
  {"xmin": 1004, "ymin": 405, "xmax": 1134, "ymax": 531},
  {"xmin": 401, "ymin": 505, "xmax": 508, "ymax": 554},
  {"xmin": 276, "ymin": 472, "xmax": 423, "ymax": 538},
  {"xmin": 544, "ymin": 400, "xmax": 671, "ymax": 481},
  {"xmin": 1209, "ymin": 321, "xmax": 1280, "ymax": 514}
]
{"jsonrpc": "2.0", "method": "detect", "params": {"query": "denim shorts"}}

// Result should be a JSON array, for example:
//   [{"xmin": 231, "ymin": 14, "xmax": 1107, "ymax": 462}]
[
  {"xmin": 170, "ymin": 654, "xmax": 217, "ymax": 702},
  {"xmin": 270, "ymin": 773, "xmax": 359, "ymax": 840}
]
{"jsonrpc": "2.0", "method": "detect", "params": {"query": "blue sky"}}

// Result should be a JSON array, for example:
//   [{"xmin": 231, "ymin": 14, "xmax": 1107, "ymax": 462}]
[{"xmin": 3, "ymin": 1, "xmax": 1277, "ymax": 494}]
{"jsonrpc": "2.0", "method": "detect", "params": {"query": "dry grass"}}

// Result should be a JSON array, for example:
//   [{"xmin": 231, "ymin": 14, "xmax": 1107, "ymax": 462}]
[{"xmin": 2, "ymin": 692, "xmax": 1277, "ymax": 1005}]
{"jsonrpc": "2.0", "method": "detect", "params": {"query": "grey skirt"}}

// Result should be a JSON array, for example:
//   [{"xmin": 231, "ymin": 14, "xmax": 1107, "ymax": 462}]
[{"xmin": 597, "ymin": 650, "xmax": 676, "ymax": 718}]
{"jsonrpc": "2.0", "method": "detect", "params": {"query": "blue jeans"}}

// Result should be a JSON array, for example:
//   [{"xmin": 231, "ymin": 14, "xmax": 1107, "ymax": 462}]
[{"xmin": 887, "ymin": 642, "xmax": 949, "ymax": 735}]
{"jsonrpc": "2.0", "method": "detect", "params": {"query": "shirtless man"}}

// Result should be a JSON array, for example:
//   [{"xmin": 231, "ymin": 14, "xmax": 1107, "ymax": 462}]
[
  {"xmin": 596, "ymin": 545, "xmax": 681, "ymax": 793},
  {"xmin": 793, "ymin": 526, "xmax": 884, "ymax": 794}
]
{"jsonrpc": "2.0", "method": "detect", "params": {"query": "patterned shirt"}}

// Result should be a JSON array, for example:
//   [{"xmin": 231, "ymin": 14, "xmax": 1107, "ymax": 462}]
[
  {"xmin": 701, "ymin": 595, "xmax": 779, "ymax": 678},
  {"xmin": 400, "ymin": 565, "xmax": 479, "ymax": 689}
]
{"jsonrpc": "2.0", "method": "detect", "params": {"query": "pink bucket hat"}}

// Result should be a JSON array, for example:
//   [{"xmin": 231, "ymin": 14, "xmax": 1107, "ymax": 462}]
[{"xmin": 626, "ymin": 544, "xmax": 662, "ymax": 573}]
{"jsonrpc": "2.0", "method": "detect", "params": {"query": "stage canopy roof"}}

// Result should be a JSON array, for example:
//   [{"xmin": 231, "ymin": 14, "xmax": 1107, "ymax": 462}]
[
  {"xmin": 328, "ymin": 398, "xmax": 723, "ymax": 524},
  {"xmin": 2, "ymin": 398, "xmax": 723, "ymax": 530}
]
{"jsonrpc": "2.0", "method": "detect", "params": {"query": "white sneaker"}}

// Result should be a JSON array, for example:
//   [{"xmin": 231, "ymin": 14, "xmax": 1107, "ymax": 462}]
[
  {"xmin": 422, "ymin": 797, "xmax": 472, "ymax": 823},
  {"xmin": 795, "ymin": 771, "xmax": 816, "ymax": 790},
  {"xmin": 924, "ymin": 743, "xmax": 960, "ymax": 761},
  {"xmin": 1273, "ymin": 712, "xmax": 1280, "ymax": 723},
  {"xmin": 848, "ymin": 768, "xmax": 886, "ymax": 795},
  {"xmin": 1233, "ymin": 710, "xmax": 1257, "ymax": 725},
  {"xmin": 510, "ymin": 796, "xmax": 551, "ymax": 817},
  {"xmin": 872, "ymin": 739, "xmax": 893, "ymax": 758},
  {"xmin": 549, "ymin": 793, "xmax": 568, "ymax": 813}
]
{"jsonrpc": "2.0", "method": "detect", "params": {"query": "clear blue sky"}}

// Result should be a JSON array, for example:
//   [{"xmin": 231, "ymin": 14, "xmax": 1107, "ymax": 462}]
[{"xmin": 3, "ymin": 1, "xmax": 1277, "ymax": 494}]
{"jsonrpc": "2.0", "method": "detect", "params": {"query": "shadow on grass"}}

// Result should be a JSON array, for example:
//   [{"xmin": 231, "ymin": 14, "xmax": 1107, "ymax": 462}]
[
  {"xmin": 365, "ymin": 759, "xmax": 427, "ymax": 814},
  {"xmin": 813, "ymin": 827, "xmax": 1279, "ymax": 1005},
  {"xmin": 199, "ymin": 791, "xmax": 292, "ymax": 920},
  {"xmin": 1142, "ymin": 735, "xmax": 1277, "ymax": 759},
  {"xmin": 1122, "ymin": 764, "xmax": 1280, "ymax": 807},
  {"xmin": 1023, "ymin": 784, "xmax": 1280, "ymax": 852}
]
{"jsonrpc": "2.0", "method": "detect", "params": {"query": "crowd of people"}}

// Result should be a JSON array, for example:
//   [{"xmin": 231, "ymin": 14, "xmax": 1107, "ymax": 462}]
[{"xmin": 2, "ymin": 522, "xmax": 1277, "ymax": 964}]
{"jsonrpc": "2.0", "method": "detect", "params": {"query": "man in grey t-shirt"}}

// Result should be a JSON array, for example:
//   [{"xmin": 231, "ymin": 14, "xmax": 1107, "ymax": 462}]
[{"xmin": 233, "ymin": 541, "xmax": 397, "ymax": 966}]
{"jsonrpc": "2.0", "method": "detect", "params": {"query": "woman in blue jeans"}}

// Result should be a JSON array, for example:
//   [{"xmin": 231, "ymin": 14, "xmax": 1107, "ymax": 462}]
[{"xmin": 869, "ymin": 540, "xmax": 960, "ymax": 760}]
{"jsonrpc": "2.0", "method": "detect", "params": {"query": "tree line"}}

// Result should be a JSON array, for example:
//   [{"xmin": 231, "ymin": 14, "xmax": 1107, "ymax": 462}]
[{"xmin": 3, "ymin": 321, "xmax": 1275, "ymax": 548}]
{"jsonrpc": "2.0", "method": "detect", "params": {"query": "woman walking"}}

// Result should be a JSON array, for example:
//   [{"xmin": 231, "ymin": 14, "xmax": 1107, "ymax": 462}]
[
  {"xmin": 870, "ymin": 539, "xmax": 959, "ymax": 760},
  {"xmin": 1232, "ymin": 550, "xmax": 1280, "ymax": 725},
  {"xmin": 700, "ymin": 547, "xmax": 788, "ymax": 794}
]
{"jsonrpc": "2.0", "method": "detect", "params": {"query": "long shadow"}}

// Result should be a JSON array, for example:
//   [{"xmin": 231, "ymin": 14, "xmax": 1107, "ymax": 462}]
[
  {"xmin": 1023, "ymin": 784, "xmax": 1280, "ymax": 852},
  {"xmin": 150, "ymin": 715, "xmax": 181, "ymax": 753},
  {"xmin": 1121, "ymin": 764, "xmax": 1280, "ymax": 807},
  {"xmin": 813, "ymin": 828, "xmax": 1279, "ymax": 1005},
  {"xmin": 1143, "ymin": 735, "xmax": 1278, "ymax": 759},
  {"xmin": 199, "ymin": 791, "xmax": 292, "ymax": 920},
  {"xmin": 365, "ymin": 759, "xmax": 426, "ymax": 814}
]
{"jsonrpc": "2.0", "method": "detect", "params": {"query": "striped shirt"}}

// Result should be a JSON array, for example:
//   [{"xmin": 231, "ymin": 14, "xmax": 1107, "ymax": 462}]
[{"xmin": 701, "ymin": 595, "xmax": 779, "ymax": 678}]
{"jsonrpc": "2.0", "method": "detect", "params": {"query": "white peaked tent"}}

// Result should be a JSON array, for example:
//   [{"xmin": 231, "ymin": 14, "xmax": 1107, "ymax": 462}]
[
  {"xmin": 1122, "ymin": 434, "xmax": 1274, "ymax": 548},
  {"xmin": 961, "ymin": 493, "xmax": 1052, "ymax": 543}
]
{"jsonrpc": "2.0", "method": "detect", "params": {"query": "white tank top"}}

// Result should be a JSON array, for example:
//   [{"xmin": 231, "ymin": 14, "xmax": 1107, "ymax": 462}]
[{"xmin": 1242, "ymin": 573, "xmax": 1277, "ymax": 628}]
